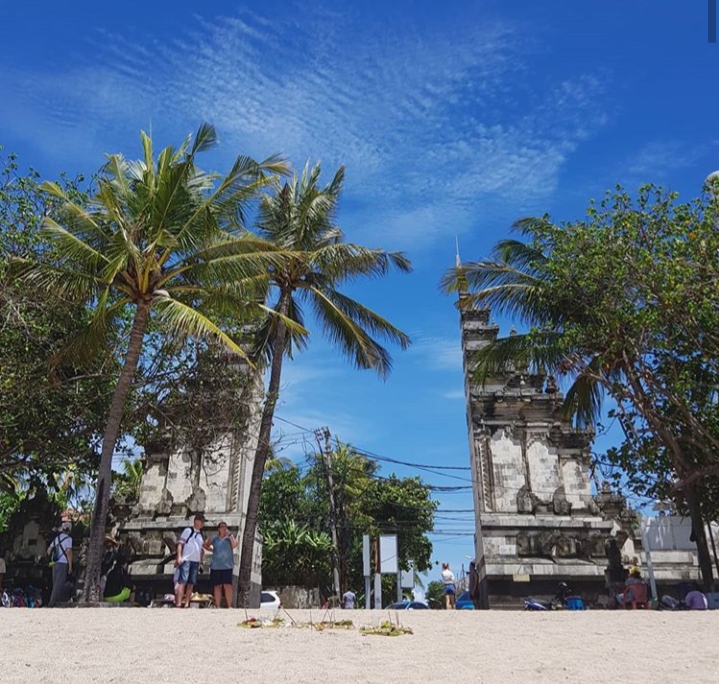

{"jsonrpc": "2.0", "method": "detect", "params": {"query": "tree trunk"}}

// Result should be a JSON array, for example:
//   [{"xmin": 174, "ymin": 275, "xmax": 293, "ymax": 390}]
[
  {"xmin": 686, "ymin": 485, "xmax": 715, "ymax": 590},
  {"xmin": 82, "ymin": 302, "xmax": 150, "ymax": 602},
  {"xmin": 237, "ymin": 291, "xmax": 290, "ymax": 607}
]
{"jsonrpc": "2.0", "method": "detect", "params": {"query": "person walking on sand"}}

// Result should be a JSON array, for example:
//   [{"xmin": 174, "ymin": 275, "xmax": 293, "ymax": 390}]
[
  {"xmin": 47, "ymin": 522, "xmax": 73, "ymax": 607},
  {"xmin": 441, "ymin": 562, "xmax": 456, "ymax": 610},
  {"xmin": 342, "ymin": 588, "xmax": 357, "ymax": 609},
  {"xmin": 175, "ymin": 514, "xmax": 205, "ymax": 608},
  {"xmin": 204, "ymin": 521, "xmax": 238, "ymax": 608}
]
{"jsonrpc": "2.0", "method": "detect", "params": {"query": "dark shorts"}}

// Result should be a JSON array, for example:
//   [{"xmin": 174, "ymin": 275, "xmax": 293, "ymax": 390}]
[
  {"xmin": 211, "ymin": 568, "xmax": 233, "ymax": 586},
  {"xmin": 177, "ymin": 560, "xmax": 199, "ymax": 586},
  {"xmin": 445, "ymin": 584, "xmax": 456, "ymax": 595}
]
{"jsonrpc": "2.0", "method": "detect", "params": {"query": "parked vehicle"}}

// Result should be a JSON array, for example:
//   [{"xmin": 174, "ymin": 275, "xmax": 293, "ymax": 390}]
[
  {"xmin": 385, "ymin": 600, "xmax": 429, "ymax": 610},
  {"xmin": 260, "ymin": 590, "xmax": 282, "ymax": 610},
  {"xmin": 456, "ymin": 591, "xmax": 475, "ymax": 610},
  {"xmin": 524, "ymin": 582, "xmax": 575, "ymax": 611}
]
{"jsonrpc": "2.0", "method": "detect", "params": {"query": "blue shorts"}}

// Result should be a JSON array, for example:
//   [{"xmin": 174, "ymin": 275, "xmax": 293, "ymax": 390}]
[
  {"xmin": 445, "ymin": 584, "xmax": 456, "ymax": 595},
  {"xmin": 177, "ymin": 561, "xmax": 199, "ymax": 586}
]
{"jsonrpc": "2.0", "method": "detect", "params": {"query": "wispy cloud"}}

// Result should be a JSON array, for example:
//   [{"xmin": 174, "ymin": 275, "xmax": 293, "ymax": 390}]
[
  {"xmin": 624, "ymin": 140, "xmax": 705, "ymax": 181},
  {"xmin": 1, "ymin": 4, "xmax": 610, "ymax": 248},
  {"xmin": 412, "ymin": 335, "xmax": 463, "ymax": 371}
]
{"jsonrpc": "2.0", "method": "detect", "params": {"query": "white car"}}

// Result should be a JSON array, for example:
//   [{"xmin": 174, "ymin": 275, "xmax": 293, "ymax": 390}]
[{"xmin": 260, "ymin": 590, "xmax": 282, "ymax": 610}]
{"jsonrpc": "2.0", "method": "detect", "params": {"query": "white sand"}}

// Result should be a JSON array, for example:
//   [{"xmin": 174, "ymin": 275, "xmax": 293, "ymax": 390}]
[{"xmin": 1, "ymin": 608, "xmax": 717, "ymax": 684}]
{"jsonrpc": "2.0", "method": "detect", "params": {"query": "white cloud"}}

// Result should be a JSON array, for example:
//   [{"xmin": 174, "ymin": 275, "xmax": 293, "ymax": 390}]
[
  {"xmin": 412, "ymin": 335, "xmax": 463, "ymax": 371},
  {"xmin": 1, "ymin": 5, "xmax": 611, "ymax": 248},
  {"xmin": 625, "ymin": 140, "xmax": 704, "ymax": 181},
  {"xmin": 443, "ymin": 390, "xmax": 466, "ymax": 400}
]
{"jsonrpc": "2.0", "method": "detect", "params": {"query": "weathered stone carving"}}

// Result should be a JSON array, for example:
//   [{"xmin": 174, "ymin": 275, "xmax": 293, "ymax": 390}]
[
  {"xmin": 595, "ymin": 482, "xmax": 626, "ymax": 519},
  {"xmin": 552, "ymin": 486, "xmax": 572, "ymax": 516},
  {"xmin": 516, "ymin": 485, "xmax": 537, "ymax": 513},
  {"xmin": 155, "ymin": 488, "xmax": 174, "ymax": 516},
  {"xmin": 185, "ymin": 486, "xmax": 206, "ymax": 514}
]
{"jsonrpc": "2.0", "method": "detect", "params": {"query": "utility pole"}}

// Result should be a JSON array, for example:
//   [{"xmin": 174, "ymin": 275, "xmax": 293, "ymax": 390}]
[{"xmin": 317, "ymin": 427, "xmax": 341, "ymax": 605}]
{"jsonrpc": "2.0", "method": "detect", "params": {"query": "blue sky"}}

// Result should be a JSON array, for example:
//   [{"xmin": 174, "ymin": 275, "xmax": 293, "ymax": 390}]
[{"xmin": 3, "ymin": 1, "xmax": 719, "ymax": 582}]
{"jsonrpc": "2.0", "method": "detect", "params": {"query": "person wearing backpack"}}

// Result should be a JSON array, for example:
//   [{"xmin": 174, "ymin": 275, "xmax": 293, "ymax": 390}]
[
  {"xmin": 47, "ymin": 522, "xmax": 73, "ymax": 607},
  {"xmin": 175, "ymin": 514, "xmax": 205, "ymax": 608}
]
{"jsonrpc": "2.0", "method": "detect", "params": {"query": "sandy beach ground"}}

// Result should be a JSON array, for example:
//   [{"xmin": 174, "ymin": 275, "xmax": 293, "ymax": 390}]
[{"xmin": 1, "ymin": 608, "xmax": 717, "ymax": 684}]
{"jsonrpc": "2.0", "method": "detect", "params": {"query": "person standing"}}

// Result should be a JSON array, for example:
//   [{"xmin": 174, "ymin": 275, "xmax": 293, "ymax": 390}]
[
  {"xmin": 47, "ymin": 522, "xmax": 73, "ymax": 607},
  {"xmin": 0, "ymin": 548, "xmax": 6, "ymax": 589},
  {"xmin": 441, "ymin": 562, "xmax": 456, "ymax": 610},
  {"xmin": 342, "ymin": 589, "xmax": 357, "ymax": 609},
  {"xmin": 175, "ymin": 514, "xmax": 205, "ymax": 608},
  {"xmin": 204, "ymin": 521, "xmax": 237, "ymax": 608}
]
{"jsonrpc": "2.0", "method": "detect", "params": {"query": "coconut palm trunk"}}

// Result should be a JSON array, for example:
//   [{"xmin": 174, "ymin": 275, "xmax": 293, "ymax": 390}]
[
  {"xmin": 237, "ymin": 290, "xmax": 290, "ymax": 607},
  {"xmin": 83, "ymin": 301, "xmax": 150, "ymax": 602}
]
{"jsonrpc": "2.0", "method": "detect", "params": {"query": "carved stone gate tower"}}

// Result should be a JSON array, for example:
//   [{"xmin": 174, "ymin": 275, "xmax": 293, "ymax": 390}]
[
  {"xmin": 118, "ymin": 356, "xmax": 264, "ymax": 604},
  {"xmin": 460, "ymin": 299, "xmax": 622, "ymax": 607}
]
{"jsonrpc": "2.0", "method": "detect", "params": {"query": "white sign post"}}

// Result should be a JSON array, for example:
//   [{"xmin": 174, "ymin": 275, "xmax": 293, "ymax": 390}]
[{"xmin": 362, "ymin": 534, "xmax": 371, "ymax": 610}]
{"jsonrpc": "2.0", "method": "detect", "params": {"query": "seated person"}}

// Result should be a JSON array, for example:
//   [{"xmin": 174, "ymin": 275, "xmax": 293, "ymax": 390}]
[
  {"xmin": 103, "ymin": 556, "xmax": 134, "ymax": 603},
  {"xmin": 616, "ymin": 566, "xmax": 646, "ymax": 606},
  {"xmin": 684, "ymin": 583, "xmax": 708, "ymax": 611}
]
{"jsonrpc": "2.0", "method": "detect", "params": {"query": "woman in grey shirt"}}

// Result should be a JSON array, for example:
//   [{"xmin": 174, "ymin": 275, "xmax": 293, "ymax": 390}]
[{"xmin": 204, "ymin": 522, "xmax": 238, "ymax": 608}]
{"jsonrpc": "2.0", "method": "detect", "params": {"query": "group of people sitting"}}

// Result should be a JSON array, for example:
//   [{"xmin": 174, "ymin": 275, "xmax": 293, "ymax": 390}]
[{"xmin": 616, "ymin": 566, "xmax": 710, "ymax": 610}]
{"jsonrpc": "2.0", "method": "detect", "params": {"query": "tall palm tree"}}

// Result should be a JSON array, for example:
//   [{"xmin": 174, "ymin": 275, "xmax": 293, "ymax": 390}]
[
  {"xmin": 236, "ymin": 162, "xmax": 412, "ymax": 606},
  {"xmin": 22, "ymin": 123, "xmax": 289, "ymax": 601}
]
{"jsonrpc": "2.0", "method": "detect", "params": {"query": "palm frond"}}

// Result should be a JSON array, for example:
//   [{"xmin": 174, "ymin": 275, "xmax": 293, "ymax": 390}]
[
  {"xmin": 52, "ymin": 292, "xmax": 129, "ymax": 367},
  {"xmin": 308, "ymin": 286, "xmax": 394, "ymax": 378},
  {"xmin": 251, "ymin": 294, "xmax": 309, "ymax": 365},
  {"xmin": 468, "ymin": 330, "xmax": 565, "ymax": 385},
  {"xmin": 153, "ymin": 297, "xmax": 250, "ymax": 362},
  {"xmin": 40, "ymin": 217, "xmax": 109, "ymax": 270},
  {"xmin": 19, "ymin": 262, "xmax": 104, "ymax": 301},
  {"xmin": 308, "ymin": 287, "xmax": 410, "ymax": 350},
  {"xmin": 563, "ymin": 368, "xmax": 604, "ymax": 429},
  {"xmin": 309, "ymin": 244, "xmax": 412, "ymax": 282}
]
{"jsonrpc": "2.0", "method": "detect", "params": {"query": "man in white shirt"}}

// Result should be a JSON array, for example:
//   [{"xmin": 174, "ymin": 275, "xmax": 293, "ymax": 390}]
[
  {"xmin": 175, "ymin": 514, "xmax": 205, "ymax": 608},
  {"xmin": 47, "ymin": 522, "xmax": 73, "ymax": 607},
  {"xmin": 342, "ymin": 589, "xmax": 356, "ymax": 609}
]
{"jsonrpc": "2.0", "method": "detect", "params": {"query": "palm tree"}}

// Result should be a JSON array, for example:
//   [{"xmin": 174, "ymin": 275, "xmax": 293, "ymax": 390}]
[
  {"xmin": 115, "ymin": 457, "xmax": 144, "ymax": 504},
  {"xmin": 442, "ymin": 218, "xmax": 717, "ymax": 586},
  {"xmin": 441, "ymin": 219, "xmax": 604, "ymax": 428},
  {"xmin": 236, "ymin": 162, "xmax": 412, "ymax": 606},
  {"xmin": 22, "ymin": 123, "xmax": 289, "ymax": 601}
]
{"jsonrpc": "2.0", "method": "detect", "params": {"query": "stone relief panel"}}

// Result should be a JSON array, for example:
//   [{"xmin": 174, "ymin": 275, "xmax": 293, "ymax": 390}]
[
  {"xmin": 515, "ymin": 530, "xmax": 609, "ymax": 560},
  {"xmin": 489, "ymin": 429, "xmax": 526, "ymax": 513},
  {"xmin": 526, "ymin": 436, "xmax": 560, "ymax": 504},
  {"xmin": 560, "ymin": 458, "xmax": 593, "ymax": 510}
]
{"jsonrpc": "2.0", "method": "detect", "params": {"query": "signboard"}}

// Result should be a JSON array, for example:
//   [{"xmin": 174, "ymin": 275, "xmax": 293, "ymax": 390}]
[
  {"xmin": 400, "ymin": 560, "xmax": 414, "ymax": 588},
  {"xmin": 379, "ymin": 534, "xmax": 398, "ymax": 574},
  {"xmin": 362, "ymin": 534, "xmax": 370, "ymax": 576}
]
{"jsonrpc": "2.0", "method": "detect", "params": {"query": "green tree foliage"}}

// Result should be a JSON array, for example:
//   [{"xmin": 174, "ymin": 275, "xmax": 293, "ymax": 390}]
[
  {"xmin": 0, "ymin": 151, "xmax": 117, "ymax": 489},
  {"xmin": 260, "ymin": 442, "xmax": 436, "ymax": 597},
  {"xmin": 443, "ymin": 184, "xmax": 719, "ymax": 586},
  {"xmin": 426, "ymin": 580, "xmax": 446, "ymax": 609},
  {"xmin": 113, "ymin": 458, "xmax": 144, "ymax": 505},
  {"xmin": 18, "ymin": 124, "xmax": 289, "ymax": 601},
  {"xmin": 262, "ymin": 520, "xmax": 332, "ymax": 588},
  {"xmin": 237, "ymin": 162, "xmax": 412, "ymax": 605}
]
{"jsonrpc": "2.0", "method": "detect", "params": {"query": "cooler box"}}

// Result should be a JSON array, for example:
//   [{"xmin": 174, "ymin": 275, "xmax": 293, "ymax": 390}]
[{"xmin": 565, "ymin": 596, "xmax": 585, "ymax": 610}]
